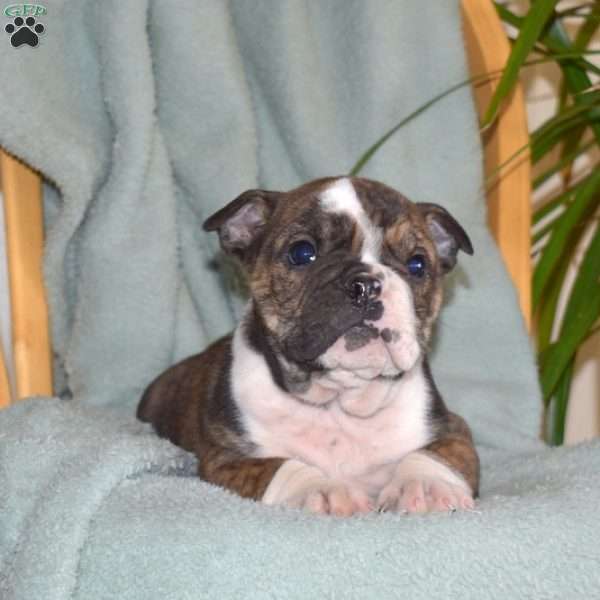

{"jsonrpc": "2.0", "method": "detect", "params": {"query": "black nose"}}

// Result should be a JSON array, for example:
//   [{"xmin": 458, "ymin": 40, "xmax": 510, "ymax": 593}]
[{"xmin": 347, "ymin": 274, "xmax": 382, "ymax": 306}]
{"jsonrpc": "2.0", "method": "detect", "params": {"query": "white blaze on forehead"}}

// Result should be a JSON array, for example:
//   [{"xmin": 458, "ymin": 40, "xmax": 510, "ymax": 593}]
[
  {"xmin": 319, "ymin": 178, "xmax": 382, "ymax": 263},
  {"xmin": 319, "ymin": 179, "xmax": 420, "ymax": 374}
]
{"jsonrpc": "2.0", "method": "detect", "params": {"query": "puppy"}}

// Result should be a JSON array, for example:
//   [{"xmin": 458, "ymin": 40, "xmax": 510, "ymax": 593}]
[{"xmin": 138, "ymin": 176, "xmax": 479, "ymax": 516}]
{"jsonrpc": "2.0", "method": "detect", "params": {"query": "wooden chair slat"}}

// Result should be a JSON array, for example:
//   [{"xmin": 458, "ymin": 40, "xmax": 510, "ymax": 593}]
[
  {"xmin": 0, "ymin": 149, "xmax": 53, "ymax": 402},
  {"xmin": 461, "ymin": 0, "xmax": 532, "ymax": 329}
]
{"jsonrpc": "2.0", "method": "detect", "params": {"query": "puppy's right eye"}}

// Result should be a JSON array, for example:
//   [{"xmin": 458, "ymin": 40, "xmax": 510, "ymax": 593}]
[
  {"xmin": 288, "ymin": 240, "xmax": 317, "ymax": 266},
  {"xmin": 407, "ymin": 254, "xmax": 427, "ymax": 277}
]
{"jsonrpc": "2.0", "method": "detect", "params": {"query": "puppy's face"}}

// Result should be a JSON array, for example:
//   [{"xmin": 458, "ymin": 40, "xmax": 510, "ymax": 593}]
[{"xmin": 204, "ymin": 177, "xmax": 472, "ymax": 401}]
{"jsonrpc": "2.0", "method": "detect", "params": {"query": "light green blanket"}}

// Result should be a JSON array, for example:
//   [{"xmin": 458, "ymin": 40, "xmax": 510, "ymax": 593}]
[
  {"xmin": 1, "ymin": 1, "xmax": 592, "ymax": 598},
  {"xmin": 2, "ymin": 399, "xmax": 600, "ymax": 599}
]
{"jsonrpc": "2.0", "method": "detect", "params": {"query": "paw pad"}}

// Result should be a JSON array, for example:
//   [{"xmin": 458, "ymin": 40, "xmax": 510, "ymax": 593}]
[{"xmin": 5, "ymin": 16, "xmax": 45, "ymax": 48}]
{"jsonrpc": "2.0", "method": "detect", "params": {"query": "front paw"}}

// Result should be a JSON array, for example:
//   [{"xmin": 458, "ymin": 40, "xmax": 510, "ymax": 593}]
[
  {"xmin": 287, "ymin": 484, "xmax": 373, "ymax": 516},
  {"xmin": 376, "ymin": 452, "xmax": 475, "ymax": 514},
  {"xmin": 262, "ymin": 459, "xmax": 372, "ymax": 516},
  {"xmin": 377, "ymin": 477, "xmax": 474, "ymax": 513}
]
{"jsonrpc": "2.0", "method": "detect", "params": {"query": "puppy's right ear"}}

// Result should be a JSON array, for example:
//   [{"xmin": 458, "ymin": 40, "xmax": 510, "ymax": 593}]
[{"xmin": 203, "ymin": 189, "xmax": 279, "ymax": 260}]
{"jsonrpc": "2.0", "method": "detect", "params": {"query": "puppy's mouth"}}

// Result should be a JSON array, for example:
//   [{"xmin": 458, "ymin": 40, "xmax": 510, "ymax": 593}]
[
  {"xmin": 316, "ymin": 323, "xmax": 419, "ymax": 381},
  {"xmin": 378, "ymin": 371, "xmax": 405, "ymax": 381},
  {"xmin": 287, "ymin": 317, "xmax": 421, "ymax": 416},
  {"xmin": 281, "ymin": 263, "xmax": 422, "ymax": 402}
]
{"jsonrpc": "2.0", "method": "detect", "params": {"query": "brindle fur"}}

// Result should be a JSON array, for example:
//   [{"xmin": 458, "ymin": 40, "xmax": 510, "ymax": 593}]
[
  {"xmin": 138, "ymin": 335, "xmax": 284, "ymax": 499},
  {"xmin": 424, "ymin": 413, "xmax": 480, "ymax": 496},
  {"xmin": 138, "ymin": 176, "xmax": 479, "ymax": 502}
]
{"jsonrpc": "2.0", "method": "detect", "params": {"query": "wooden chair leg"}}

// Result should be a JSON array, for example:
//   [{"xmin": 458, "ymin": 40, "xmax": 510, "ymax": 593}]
[
  {"xmin": 1, "ymin": 149, "xmax": 53, "ymax": 401},
  {"xmin": 0, "ymin": 340, "xmax": 11, "ymax": 407}
]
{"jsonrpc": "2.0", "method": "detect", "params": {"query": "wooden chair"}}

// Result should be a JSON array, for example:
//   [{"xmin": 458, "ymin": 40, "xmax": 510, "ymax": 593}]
[
  {"xmin": 0, "ymin": 0, "xmax": 531, "ymax": 408},
  {"xmin": 0, "ymin": 151, "xmax": 52, "ymax": 407},
  {"xmin": 461, "ymin": 0, "xmax": 531, "ymax": 323}
]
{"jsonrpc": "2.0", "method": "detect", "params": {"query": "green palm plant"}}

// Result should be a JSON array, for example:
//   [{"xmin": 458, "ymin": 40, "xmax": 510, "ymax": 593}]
[{"xmin": 350, "ymin": 1, "xmax": 600, "ymax": 445}]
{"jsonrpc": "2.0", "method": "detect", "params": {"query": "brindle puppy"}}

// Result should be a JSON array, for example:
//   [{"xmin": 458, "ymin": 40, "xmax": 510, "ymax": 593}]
[{"xmin": 138, "ymin": 176, "xmax": 479, "ymax": 516}]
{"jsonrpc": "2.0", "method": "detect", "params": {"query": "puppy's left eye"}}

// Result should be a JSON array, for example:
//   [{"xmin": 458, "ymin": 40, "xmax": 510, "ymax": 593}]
[
  {"xmin": 407, "ymin": 254, "xmax": 426, "ymax": 277},
  {"xmin": 288, "ymin": 240, "xmax": 317, "ymax": 266}
]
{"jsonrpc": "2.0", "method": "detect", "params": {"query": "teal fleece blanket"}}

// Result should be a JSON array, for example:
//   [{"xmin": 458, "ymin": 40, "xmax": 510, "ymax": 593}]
[
  {"xmin": 2, "ymin": 399, "xmax": 600, "ymax": 599},
  {"xmin": 2, "ymin": 0, "xmax": 596, "ymax": 598}
]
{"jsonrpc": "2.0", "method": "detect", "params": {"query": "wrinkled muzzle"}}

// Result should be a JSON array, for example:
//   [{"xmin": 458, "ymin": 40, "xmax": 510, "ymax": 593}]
[
  {"xmin": 320, "ymin": 265, "xmax": 421, "ymax": 378},
  {"xmin": 291, "ymin": 265, "xmax": 422, "ymax": 411}
]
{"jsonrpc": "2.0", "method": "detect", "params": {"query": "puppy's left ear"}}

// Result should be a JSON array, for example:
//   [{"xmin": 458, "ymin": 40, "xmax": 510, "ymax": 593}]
[{"xmin": 417, "ymin": 203, "xmax": 474, "ymax": 273}]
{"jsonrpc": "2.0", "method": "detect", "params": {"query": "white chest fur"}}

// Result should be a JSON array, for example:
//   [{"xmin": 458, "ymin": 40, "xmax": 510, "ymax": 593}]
[{"xmin": 231, "ymin": 326, "xmax": 432, "ymax": 493}]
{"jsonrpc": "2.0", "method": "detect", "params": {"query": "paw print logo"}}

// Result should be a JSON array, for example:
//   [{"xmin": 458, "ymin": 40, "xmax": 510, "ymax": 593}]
[{"xmin": 5, "ymin": 16, "xmax": 45, "ymax": 48}]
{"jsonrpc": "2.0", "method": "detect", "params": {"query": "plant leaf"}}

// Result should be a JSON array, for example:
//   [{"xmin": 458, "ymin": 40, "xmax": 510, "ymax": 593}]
[
  {"xmin": 530, "ymin": 95, "xmax": 600, "ymax": 163},
  {"xmin": 572, "ymin": 2, "xmax": 600, "ymax": 51},
  {"xmin": 350, "ymin": 51, "xmax": 599, "ymax": 177},
  {"xmin": 536, "ymin": 254, "xmax": 571, "ymax": 354},
  {"xmin": 539, "ymin": 287, "xmax": 600, "ymax": 401},
  {"xmin": 539, "ymin": 225, "xmax": 600, "ymax": 400},
  {"xmin": 496, "ymin": 3, "xmax": 600, "ymax": 77},
  {"xmin": 544, "ymin": 18, "xmax": 600, "ymax": 144},
  {"xmin": 532, "ymin": 212, "xmax": 561, "ymax": 245},
  {"xmin": 561, "ymin": 219, "xmax": 600, "ymax": 328},
  {"xmin": 487, "ymin": 91, "xmax": 600, "ymax": 185},
  {"xmin": 533, "ymin": 168, "xmax": 600, "ymax": 309},
  {"xmin": 534, "ymin": 137, "xmax": 595, "ymax": 189},
  {"xmin": 557, "ymin": 2, "xmax": 600, "ymax": 111},
  {"xmin": 534, "ymin": 170, "xmax": 600, "ymax": 229},
  {"xmin": 484, "ymin": 0, "xmax": 559, "ymax": 127},
  {"xmin": 348, "ymin": 77, "xmax": 475, "ymax": 175},
  {"xmin": 534, "ymin": 92, "xmax": 600, "ymax": 137},
  {"xmin": 533, "ymin": 168, "xmax": 600, "ymax": 225},
  {"xmin": 548, "ymin": 358, "xmax": 574, "ymax": 445},
  {"xmin": 557, "ymin": 125, "xmax": 588, "ymax": 187}
]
